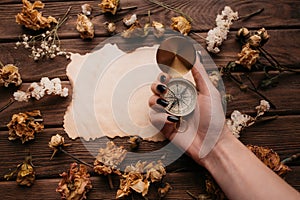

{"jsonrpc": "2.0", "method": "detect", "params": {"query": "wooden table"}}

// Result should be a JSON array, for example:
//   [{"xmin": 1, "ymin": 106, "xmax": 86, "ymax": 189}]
[{"xmin": 0, "ymin": 0, "xmax": 299, "ymax": 199}]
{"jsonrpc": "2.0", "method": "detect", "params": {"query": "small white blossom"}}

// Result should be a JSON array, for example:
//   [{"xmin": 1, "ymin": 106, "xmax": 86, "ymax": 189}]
[
  {"xmin": 13, "ymin": 90, "xmax": 30, "ymax": 102},
  {"xmin": 255, "ymin": 100, "xmax": 270, "ymax": 117},
  {"xmin": 227, "ymin": 110, "xmax": 253, "ymax": 138},
  {"xmin": 206, "ymin": 6, "xmax": 238, "ymax": 53}
]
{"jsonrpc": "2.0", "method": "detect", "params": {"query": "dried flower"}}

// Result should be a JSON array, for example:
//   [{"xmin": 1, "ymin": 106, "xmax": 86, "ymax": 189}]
[
  {"xmin": 158, "ymin": 182, "xmax": 172, "ymax": 198},
  {"xmin": 4, "ymin": 156, "xmax": 35, "ymax": 187},
  {"xmin": 152, "ymin": 21, "xmax": 165, "ymax": 38},
  {"xmin": 123, "ymin": 14, "xmax": 138, "ymax": 26},
  {"xmin": 235, "ymin": 43, "xmax": 260, "ymax": 70},
  {"xmin": 236, "ymin": 27, "xmax": 250, "ymax": 40},
  {"xmin": 81, "ymin": 4, "xmax": 92, "ymax": 16},
  {"xmin": 16, "ymin": 0, "xmax": 57, "ymax": 30},
  {"xmin": 99, "ymin": 0, "xmax": 119, "ymax": 15},
  {"xmin": 206, "ymin": 6, "xmax": 238, "ymax": 53},
  {"xmin": 128, "ymin": 135, "xmax": 142, "ymax": 151},
  {"xmin": 7, "ymin": 110, "xmax": 44, "ymax": 143},
  {"xmin": 121, "ymin": 23, "xmax": 143, "ymax": 38},
  {"xmin": 255, "ymin": 100, "xmax": 270, "ymax": 117},
  {"xmin": 104, "ymin": 22, "xmax": 116, "ymax": 33},
  {"xmin": 248, "ymin": 34, "xmax": 262, "ymax": 47},
  {"xmin": 94, "ymin": 141, "xmax": 127, "ymax": 176},
  {"xmin": 49, "ymin": 134, "xmax": 71, "ymax": 160},
  {"xmin": 255, "ymin": 28, "xmax": 270, "ymax": 46},
  {"xmin": 208, "ymin": 71, "xmax": 221, "ymax": 87},
  {"xmin": 0, "ymin": 64, "xmax": 22, "ymax": 87},
  {"xmin": 76, "ymin": 14, "xmax": 94, "ymax": 39},
  {"xmin": 13, "ymin": 77, "xmax": 68, "ymax": 102},
  {"xmin": 247, "ymin": 145, "xmax": 291, "ymax": 176},
  {"xmin": 171, "ymin": 16, "xmax": 191, "ymax": 36},
  {"xmin": 116, "ymin": 160, "xmax": 166, "ymax": 198},
  {"xmin": 56, "ymin": 163, "xmax": 92, "ymax": 200}
]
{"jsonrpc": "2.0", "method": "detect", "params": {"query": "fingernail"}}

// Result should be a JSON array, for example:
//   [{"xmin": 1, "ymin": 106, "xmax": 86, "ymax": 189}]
[
  {"xmin": 157, "ymin": 98, "xmax": 168, "ymax": 107},
  {"xmin": 157, "ymin": 84, "xmax": 167, "ymax": 93},
  {"xmin": 160, "ymin": 75, "xmax": 167, "ymax": 83},
  {"xmin": 167, "ymin": 115, "xmax": 180, "ymax": 123}
]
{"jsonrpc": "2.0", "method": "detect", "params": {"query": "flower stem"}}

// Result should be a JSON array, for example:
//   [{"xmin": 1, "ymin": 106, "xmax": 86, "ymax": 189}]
[
  {"xmin": 0, "ymin": 98, "xmax": 15, "ymax": 113},
  {"xmin": 108, "ymin": 175, "xmax": 114, "ymax": 189},
  {"xmin": 93, "ymin": 5, "xmax": 137, "ymax": 17},
  {"xmin": 238, "ymin": 8, "xmax": 264, "ymax": 21},
  {"xmin": 0, "ymin": 60, "xmax": 4, "ymax": 67},
  {"xmin": 191, "ymin": 32, "xmax": 207, "ymax": 41},
  {"xmin": 255, "ymin": 115, "xmax": 278, "ymax": 124},
  {"xmin": 186, "ymin": 190, "xmax": 198, "ymax": 200},
  {"xmin": 59, "ymin": 147, "xmax": 93, "ymax": 168},
  {"xmin": 281, "ymin": 153, "xmax": 300, "ymax": 165}
]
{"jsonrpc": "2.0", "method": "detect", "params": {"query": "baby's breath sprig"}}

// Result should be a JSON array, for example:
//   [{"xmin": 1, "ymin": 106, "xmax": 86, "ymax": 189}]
[{"xmin": 15, "ymin": 7, "xmax": 72, "ymax": 61}]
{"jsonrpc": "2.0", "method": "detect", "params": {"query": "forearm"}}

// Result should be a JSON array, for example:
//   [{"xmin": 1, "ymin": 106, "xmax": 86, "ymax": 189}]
[{"xmin": 198, "ymin": 128, "xmax": 300, "ymax": 200}]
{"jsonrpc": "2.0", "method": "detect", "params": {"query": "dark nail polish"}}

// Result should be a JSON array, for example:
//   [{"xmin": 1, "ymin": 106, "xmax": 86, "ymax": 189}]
[
  {"xmin": 160, "ymin": 75, "xmax": 167, "ymax": 83},
  {"xmin": 157, "ymin": 84, "xmax": 167, "ymax": 93},
  {"xmin": 157, "ymin": 98, "xmax": 169, "ymax": 107},
  {"xmin": 167, "ymin": 115, "xmax": 180, "ymax": 123}
]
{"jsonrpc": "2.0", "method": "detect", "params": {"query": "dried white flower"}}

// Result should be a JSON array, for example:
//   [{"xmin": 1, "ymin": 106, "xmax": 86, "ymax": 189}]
[
  {"xmin": 226, "ymin": 110, "xmax": 253, "ymax": 138},
  {"xmin": 81, "ymin": 4, "xmax": 92, "ymax": 16},
  {"xmin": 206, "ymin": 6, "xmax": 238, "ymax": 53},
  {"xmin": 123, "ymin": 14, "xmax": 137, "ymax": 26},
  {"xmin": 256, "ymin": 100, "xmax": 270, "ymax": 117},
  {"xmin": 13, "ymin": 90, "xmax": 30, "ymax": 102}
]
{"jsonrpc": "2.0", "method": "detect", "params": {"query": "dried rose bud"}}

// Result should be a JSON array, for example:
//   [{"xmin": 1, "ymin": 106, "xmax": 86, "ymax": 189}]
[
  {"xmin": 56, "ymin": 163, "xmax": 92, "ymax": 200},
  {"xmin": 255, "ymin": 28, "xmax": 270, "ymax": 46},
  {"xmin": 99, "ymin": 0, "xmax": 119, "ymax": 15},
  {"xmin": 16, "ymin": 0, "xmax": 57, "ymax": 30},
  {"xmin": 158, "ymin": 182, "xmax": 172, "ymax": 198},
  {"xmin": 128, "ymin": 135, "xmax": 142, "ymax": 151},
  {"xmin": 152, "ymin": 21, "xmax": 165, "ymax": 38},
  {"xmin": 235, "ymin": 43, "xmax": 260, "ymax": 70},
  {"xmin": 104, "ymin": 22, "xmax": 116, "ymax": 33},
  {"xmin": 7, "ymin": 110, "xmax": 44, "ymax": 143},
  {"xmin": 236, "ymin": 27, "xmax": 250, "ymax": 40},
  {"xmin": 49, "ymin": 134, "xmax": 71, "ymax": 159},
  {"xmin": 171, "ymin": 16, "xmax": 191, "ymax": 36},
  {"xmin": 81, "ymin": 3, "xmax": 92, "ymax": 16},
  {"xmin": 76, "ymin": 14, "xmax": 94, "ymax": 39},
  {"xmin": 0, "ymin": 64, "xmax": 22, "ymax": 87},
  {"xmin": 248, "ymin": 34, "xmax": 262, "ymax": 47}
]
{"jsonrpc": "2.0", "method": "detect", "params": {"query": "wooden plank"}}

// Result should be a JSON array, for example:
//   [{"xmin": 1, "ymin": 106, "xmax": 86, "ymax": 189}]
[
  {"xmin": 0, "ymin": 115, "xmax": 299, "ymax": 179},
  {"xmin": 0, "ymin": 168, "xmax": 298, "ymax": 199},
  {"xmin": 0, "ymin": 29, "xmax": 299, "ymax": 83},
  {"xmin": 0, "ymin": 0, "xmax": 300, "ymax": 40}
]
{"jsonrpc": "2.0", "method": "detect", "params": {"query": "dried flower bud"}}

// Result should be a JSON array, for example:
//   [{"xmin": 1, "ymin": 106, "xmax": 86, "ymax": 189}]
[
  {"xmin": 128, "ymin": 135, "xmax": 142, "ymax": 151},
  {"xmin": 171, "ymin": 16, "xmax": 191, "ymax": 36},
  {"xmin": 81, "ymin": 4, "xmax": 92, "ymax": 16},
  {"xmin": 94, "ymin": 141, "xmax": 127, "ymax": 176},
  {"xmin": 99, "ymin": 0, "xmax": 119, "ymax": 15},
  {"xmin": 0, "ymin": 64, "xmax": 22, "ymax": 87},
  {"xmin": 235, "ymin": 43, "xmax": 260, "ymax": 70},
  {"xmin": 158, "ymin": 182, "xmax": 172, "ymax": 198},
  {"xmin": 123, "ymin": 14, "xmax": 137, "ymax": 26},
  {"xmin": 16, "ymin": 0, "xmax": 57, "ymax": 30},
  {"xmin": 248, "ymin": 34, "xmax": 262, "ymax": 47},
  {"xmin": 152, "ymin": 21, "xmax": 165, "ymax": 38},
  {"xmin": 255, "ymin": 28, "xmax": 270, "ymax": 46},
  {"xmin": 236, "ymin": 27, "xmax": 250, "ymax": 40},
  {"xmin": 76, "ymin": 14, "xmax": 94, "ymax": 39},
  {"xmin": 104, "ymin": 22, "xmax": 116, "ymax": 33},
  {"xmin": 49, "ymin": 134, "xmax": 71, "ymax": 159},
  {"xmin": 7, "ymin": 110, "xmax": 44, "ymax": 143},
  {"xmin": 56, "ymin": 163, "xmax": 92, "ymax": 200}
]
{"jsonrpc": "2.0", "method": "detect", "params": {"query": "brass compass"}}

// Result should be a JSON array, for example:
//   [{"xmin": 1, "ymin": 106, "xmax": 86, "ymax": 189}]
[{"xmin": 156, "ymin": 36, "xmax": 197, "ymax": 117}]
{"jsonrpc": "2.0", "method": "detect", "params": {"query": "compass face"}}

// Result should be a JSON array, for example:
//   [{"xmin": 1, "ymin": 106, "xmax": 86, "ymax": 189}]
[{"xmin": 163, "ymin": 78, "xmax": 197, "ymax": 116}]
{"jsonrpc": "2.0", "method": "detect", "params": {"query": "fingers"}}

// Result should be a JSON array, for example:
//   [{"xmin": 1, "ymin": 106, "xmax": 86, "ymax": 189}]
[
  {"xmin": 151, "ymin": 73, "xmax": 171, "ymax": 95},
  {"xmin": 192, "ymin": 51, "xmax": 215, "ymax": 96}
]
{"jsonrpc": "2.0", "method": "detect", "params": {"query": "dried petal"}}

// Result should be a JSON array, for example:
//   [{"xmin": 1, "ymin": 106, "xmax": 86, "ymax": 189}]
[
  {"xmin": 0, "ymin": 64, "xmax": 22, "ymax": 87},
  {"xmin": 7, "ymin": 110, "xmax": 44, "ymax": 143},
  {"xmin": 171, "ymin": 16, "xmax": 191, "ymax": 36},
  {"xmin": 98, "ymin": 0, "xmax": 119, "ymax": 15},
  {"xmin": 235, "ymin": 43, "xmax": 260, "ymax": 70},
  {"xmin": 76, "ymin": 14, "xmax": 94, "ymax": 39},
  {"xmin": 16, "ymin": 0, "xmax": 57, "ymax": 31},
  {"xmin": 56, "ymin": 163, "xmax": 92, "ymax": 200}
]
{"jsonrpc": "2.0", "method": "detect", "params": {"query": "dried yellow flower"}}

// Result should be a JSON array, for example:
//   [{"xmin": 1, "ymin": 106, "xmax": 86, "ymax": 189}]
[
  {"xmin": 76, "ymin": 14, "xmax": 94, "ymax": 39},
  {"xmin": 7, "ymin": 110, "xmax": 44, "ymax": 143},
  {"xmin": 99, "ymin": 0, "xmax": 119, "ymax": 15},
  {"xmin": 56, "ymin": 163, "xmax": 92, "ymax": 200},
  {"xmin": 116, "ymin": 160, "xmax": 166, "ymax": 199},
  {"xmin": 235, "ymin": 43, "xmax": 260, "ymax": 70},
  {"xmin": 0, "ymin": 64, "xmax": 22, "ymax": 87},
  {"xmin": 16, "ymin": 0, "xmax": 57, "ymax": 31},
  {"xmin": 4, "ymin": 156, "xmax": 35, "ymax": 187},
  {"xmin": 247, "ymin": 145, "xmax": 291, "ymax": 176},
  {"xmin": 171, "ymin": 16, "xmax": 191, "ymax": 36},
  {"xmin": 49, "ymin": 134, "xmax": 71, "ymax": 160},
  {"xmin": 94, "ymin": 141, "xmax": 127, "ymax": 176},
  {"xmin": 152, "ymin": 21, "xmax": 165, "ymax": 38},
  {"xmin": 158, "ymin": 182, "xmax": 172, "ymax": 198}
]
